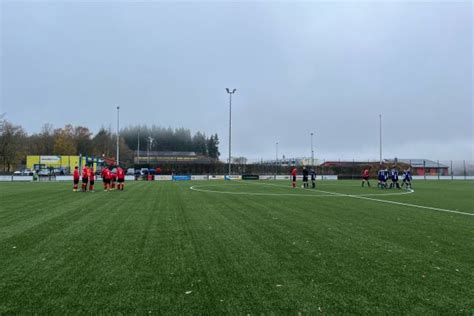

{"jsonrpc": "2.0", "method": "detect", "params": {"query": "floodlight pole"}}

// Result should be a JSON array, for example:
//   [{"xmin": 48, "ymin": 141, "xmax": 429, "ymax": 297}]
[
  {"xmin": 137, "ymin": 128, "xmax": 140, "ymax": 164},
  {"xmin": 276, "ymin": 142, "xmax": 279, "ymax": 175},
  {"xmin": 310, "ymin": 132, "xmax": 314, "ymax": 168},
  {"xmin": 379, "ymin": 114, "xmax": 382, "ymax": 166},
  {"xmin": 147, "ymin": 136, "xmax": 153, "ymax": 165},
  {"xmin": 226, "ymin": 88, "xmax": 237, "ymax": 176},
  {"xmin": 116, "ymin": 106, "xmax": 120, "ymax": 166}
]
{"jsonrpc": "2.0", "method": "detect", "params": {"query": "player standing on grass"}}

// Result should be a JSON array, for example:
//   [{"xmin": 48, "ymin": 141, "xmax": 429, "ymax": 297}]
[
  {"xmin": 390, "ymin": 166, "xmax": 401, "ymax": 189},
  {"xmin": 377, "ymin": 166, "xmax": 388, "ymax": 189},
  {"xmin": 73, "ymin": 166, "xmax": 80, "ymax": 192},
  {"xmin": 109, "ymin": 169, "xmax": 115, "ymax": 190},
  {"xmin": 81, "ymin": 165, "xmax": 89, "ymax": 192},
  {"xmin": 116, "ymin": 165, "xmax": 125, "ymax": 191},
  {"xmin": 291, "ymin": 167, "xmax": 297, "ymax": 188},
  {"xmin": 310, "ymin": 168, "xmax": 316, "ymax": 189},
  {"xmin": 361, "ymin": 168, "xmax": 371, "ymax": 187},
  {"xmin": 89, "ymin": 166, "xmax": 95, "ymax": 192},
  {"xmin": 402, "ymin": 167, "xmax": 412, "ymax": 190},
  {"xmin": 302, "ymin": 167, "xmax": 309, "ymax": 188},
  {"xmin": 101, "ymin": 166, "xmax": 110, "ymax": 191}
]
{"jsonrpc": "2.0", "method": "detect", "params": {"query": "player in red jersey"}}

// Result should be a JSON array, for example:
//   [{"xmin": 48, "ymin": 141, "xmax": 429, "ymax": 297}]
[
  {"xmin": 361, "ymin": 168, "xmax": 371, "ymax": 187},
  {"xmin": 110, "ymin": 170, "xmax": 117, "ymax": 190},
  {"xmin": 81, "ymin": 166, "xmax": 89, "ymax": 192},
  {"xmin": 101, "ymin": 166, "xmax": 111, "ymax": 191},
  {"xmin": 89, "ymin": 166, "xmax": 95, "ymax": 192},
  {"xmin": 101, "ymin": 166, "xmax": 108, "ymax": 191},
  {"xmin": 291, "ymin": 167, "xmax": 297, "ymax": 188},
  {"xmin": 72, "ymin": 166, "xmax": 80, "ymax": 192},
  {"xmin": 116, "ymin": 165, "xmax": 125, "ymax": 190}
]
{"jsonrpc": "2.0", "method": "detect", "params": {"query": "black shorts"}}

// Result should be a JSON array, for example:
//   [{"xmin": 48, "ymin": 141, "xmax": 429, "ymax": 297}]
[
  {"xmin": 303, "ymin": 176, "xmax": 308, "ymax": 182},
  {"xmin": 118, "ymin": 178, "xmax": 124, "ymax": 183},
  {"xmin": 82, "ymin": 178, "xmax": 88, "ymax": 184},
  {"xmin": 89, "ymin": 180, "xmax": 95, "ymax": 186},
  {"xmin": 292, "ymin": 176, "xmax": 296, "ymax": 182},
  {"xmin": 363, "ymin": 176, "xmax": 369, "ymax": 181},
  {"xmin": 104, "ymin": 179, "xmax": 110, "ymax": 184},
  {"xmin": 73, "ymin": 179, "xmax": 79, "ymax": 185}
]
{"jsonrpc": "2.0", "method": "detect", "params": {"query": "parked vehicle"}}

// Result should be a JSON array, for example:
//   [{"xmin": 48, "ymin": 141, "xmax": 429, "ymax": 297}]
[
  {"xmin": 38, "ymin": 169, "xmax": 51, "ymax": 176},
  {"xmin": 126, "ymin": 168, "xmax": 135, "ymax": 175}
]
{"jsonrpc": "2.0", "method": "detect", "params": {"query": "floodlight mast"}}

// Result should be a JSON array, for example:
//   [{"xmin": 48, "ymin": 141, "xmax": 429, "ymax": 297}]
[
  {"xmin": 226, "ymin": 88, "xmax": 237, "ymax": 176},
  {"xmin": 379, "ymin": 114, "xmax": 382, "ymax": 166},
  {"xmin": 147, "ymin": 136, "xmax": 154, "ymax": 165},
  {"xmin": 310, "ymin": 132, "xmax": 314, "ymax": 168},
  {"xmin": 276, "ymin": 142, "xmax": 279, "ymax": 176},
  {"xmin": 116, "ymin": 106, "xmax": 120, "ymax": 166}
]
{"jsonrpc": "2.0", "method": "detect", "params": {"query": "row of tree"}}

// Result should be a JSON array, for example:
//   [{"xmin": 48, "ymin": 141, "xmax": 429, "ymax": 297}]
[
  {"xmin": 0, "ymin": 120, "xmax": 220, "ymax": 172},
  {"xmin": 120, "ymin": 125, "xmax": 220, "ymax": 158}
]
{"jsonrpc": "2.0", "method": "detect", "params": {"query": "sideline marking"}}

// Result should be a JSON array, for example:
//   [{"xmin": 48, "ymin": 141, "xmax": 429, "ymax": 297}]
[{"xmin": 244, "ymin": 181, "xmax": 474, "ymax": 217}]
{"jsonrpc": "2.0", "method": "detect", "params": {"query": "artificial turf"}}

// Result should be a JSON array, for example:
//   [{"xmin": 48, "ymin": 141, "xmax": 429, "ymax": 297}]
[{"xmin": 0, "ymin": 180, "xmax": 473, "ymax": 314}]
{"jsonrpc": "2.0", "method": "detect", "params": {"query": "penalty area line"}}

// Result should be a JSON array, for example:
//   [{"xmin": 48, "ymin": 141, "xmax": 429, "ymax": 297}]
[
  {"xmin": 242, "ymin": 181, "xmax": 473, "ymax": 217},
  {"xmin": 315, "ymin": 188, "xmax": 474, "ymax": 217}
]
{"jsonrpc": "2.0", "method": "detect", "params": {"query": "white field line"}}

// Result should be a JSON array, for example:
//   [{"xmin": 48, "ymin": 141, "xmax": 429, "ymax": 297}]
[
  {"xmin": 189, "ymin": 185, "xmax": 339, "ymax": 197},
  {"xmin": 241, "ymin": 181, "xmax": 474, "ymax": 217},
  {"xmin": 242, "ymin": 181, "xmax": 414, "ymax": 197}
]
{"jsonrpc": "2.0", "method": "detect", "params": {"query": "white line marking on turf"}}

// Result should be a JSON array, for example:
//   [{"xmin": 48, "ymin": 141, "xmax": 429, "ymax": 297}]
[
  {"xmin": 315, "ymin": 188, "xmax": 474, "ymax": 216},
  {"xmin": 241, "ymin": 181, "xmax": 414, "ymax": 197},
  {"xmin": 244, "ymin": 181, "xmax": 473, "ymax": 217},
  {"xmin": 189, "ymin": 185, "xmax": 340, "ymax": 197},
  {"xmin": 189, "ymin": 181, "xmax": 413, "ymax": 198}
]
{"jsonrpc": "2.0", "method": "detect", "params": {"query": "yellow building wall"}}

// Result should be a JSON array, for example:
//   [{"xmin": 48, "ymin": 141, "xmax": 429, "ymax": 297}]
[{"xmin": 26, "ymin": 156, "xmax": 98, "ymax": 171}]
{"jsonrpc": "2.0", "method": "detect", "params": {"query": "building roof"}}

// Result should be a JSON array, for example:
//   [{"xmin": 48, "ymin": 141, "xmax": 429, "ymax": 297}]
[
  {"xmin": 319, "ymin": 159, "xmax": 449, "ymax": 168},
  {"xmin": 396, "ymin": 159, "xmax": 448, "ymax": 168}
]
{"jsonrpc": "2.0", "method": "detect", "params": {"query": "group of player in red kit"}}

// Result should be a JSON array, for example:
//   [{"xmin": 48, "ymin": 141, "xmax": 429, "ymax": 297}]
[{"xmin": 73, "ymin": 165, "xmax": 125, "ymax": 192}]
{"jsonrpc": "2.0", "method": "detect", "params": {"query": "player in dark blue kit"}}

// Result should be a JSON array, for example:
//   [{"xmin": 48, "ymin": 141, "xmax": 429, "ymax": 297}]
[
  {"xmin": 389, "ymin": 167, "xmax": 401, "ymax": 189},
  {"xmin": 377, "ymin": 166, "xmax": 388, "ymax": 189},
  {"xmin": 310, "ymin": 168, "xmax": 316, "ymax": 189},
  {"xmin": 302, "ymin": 167, "xmax": 309, "ymax": 188},
  {"xmin": 401, "ymin": 168, "xmax": 413, "ymax": 190}
]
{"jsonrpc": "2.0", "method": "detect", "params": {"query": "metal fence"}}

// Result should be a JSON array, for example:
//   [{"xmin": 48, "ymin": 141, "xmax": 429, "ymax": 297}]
[
  {"xmin": 240, "ymin": 159, "xmax": 474, "ymax": 179},
  {"xmin": 1, "ymin": 159, "xmax": 473, "ymax": 178}
]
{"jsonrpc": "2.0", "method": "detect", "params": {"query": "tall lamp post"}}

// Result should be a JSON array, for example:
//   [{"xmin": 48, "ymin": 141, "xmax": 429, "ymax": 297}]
[
  {"xmin": 276, "ymin": 142, "xmax": 279, "ymax": 176},
  {"xmin": 310, "ymin": 132, "xmax": 314, "ymax": 168},
  {"xmin": 226, "ymin": 88, "xmax": 237, "ymax": 175},
  {"xmin": 147, "ymin": 136, "xmax": 154, "ymax": 165},
  {"xmin": 137, "ymin": 128, "xmax": 140, "ymax": 165},
  {"xmin": 116, "ymin": 106, "xmax": 120, "ymax": 165},
  {"xmin": 379, "ymin": 114, "xmax": 382, "ymax": 166}
]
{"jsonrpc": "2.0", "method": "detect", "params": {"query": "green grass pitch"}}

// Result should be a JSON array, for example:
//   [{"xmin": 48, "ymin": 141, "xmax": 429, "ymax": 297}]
[{"xmin": 1, "ymin": 180, "xmax": 473, "ymax": 314}]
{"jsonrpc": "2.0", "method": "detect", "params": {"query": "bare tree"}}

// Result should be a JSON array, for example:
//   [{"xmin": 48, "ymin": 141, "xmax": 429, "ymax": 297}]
[{"xmin": 0, "ymin": 120, "xmax": 27, "ymax": 172}]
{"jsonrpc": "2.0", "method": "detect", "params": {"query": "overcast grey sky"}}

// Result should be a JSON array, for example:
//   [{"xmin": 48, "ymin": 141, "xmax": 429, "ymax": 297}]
[{"xmin": 1, "ymin": 0, "xmax": 472, "ymax": 161}]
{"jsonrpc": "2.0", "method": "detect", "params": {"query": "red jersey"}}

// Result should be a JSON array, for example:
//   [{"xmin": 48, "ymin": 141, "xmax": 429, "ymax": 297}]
[
  {"xmin": 101, "ymin": 168, "xmax": 110, "ymax": 180},
  {"xmin": 363, "ymin": 169, "xmax": 369, "ymax": 177},
  {"xmin": 73, "ymin": 169, "xmax": 80, "ymax": 180},
  {"xmin": 82, "ymin": 167, "xmax": 89, "ymax": 179},
  {"xmin": 116, "ymin": 167, "xmax": 125, "ymax": 179},
  {"xmin": 89, "ymin": 169, "xmax": 95, "ymax": 181},
  {"xmin": 291, "ymin": 168, "xmax": 297, "ymax": 177}
]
